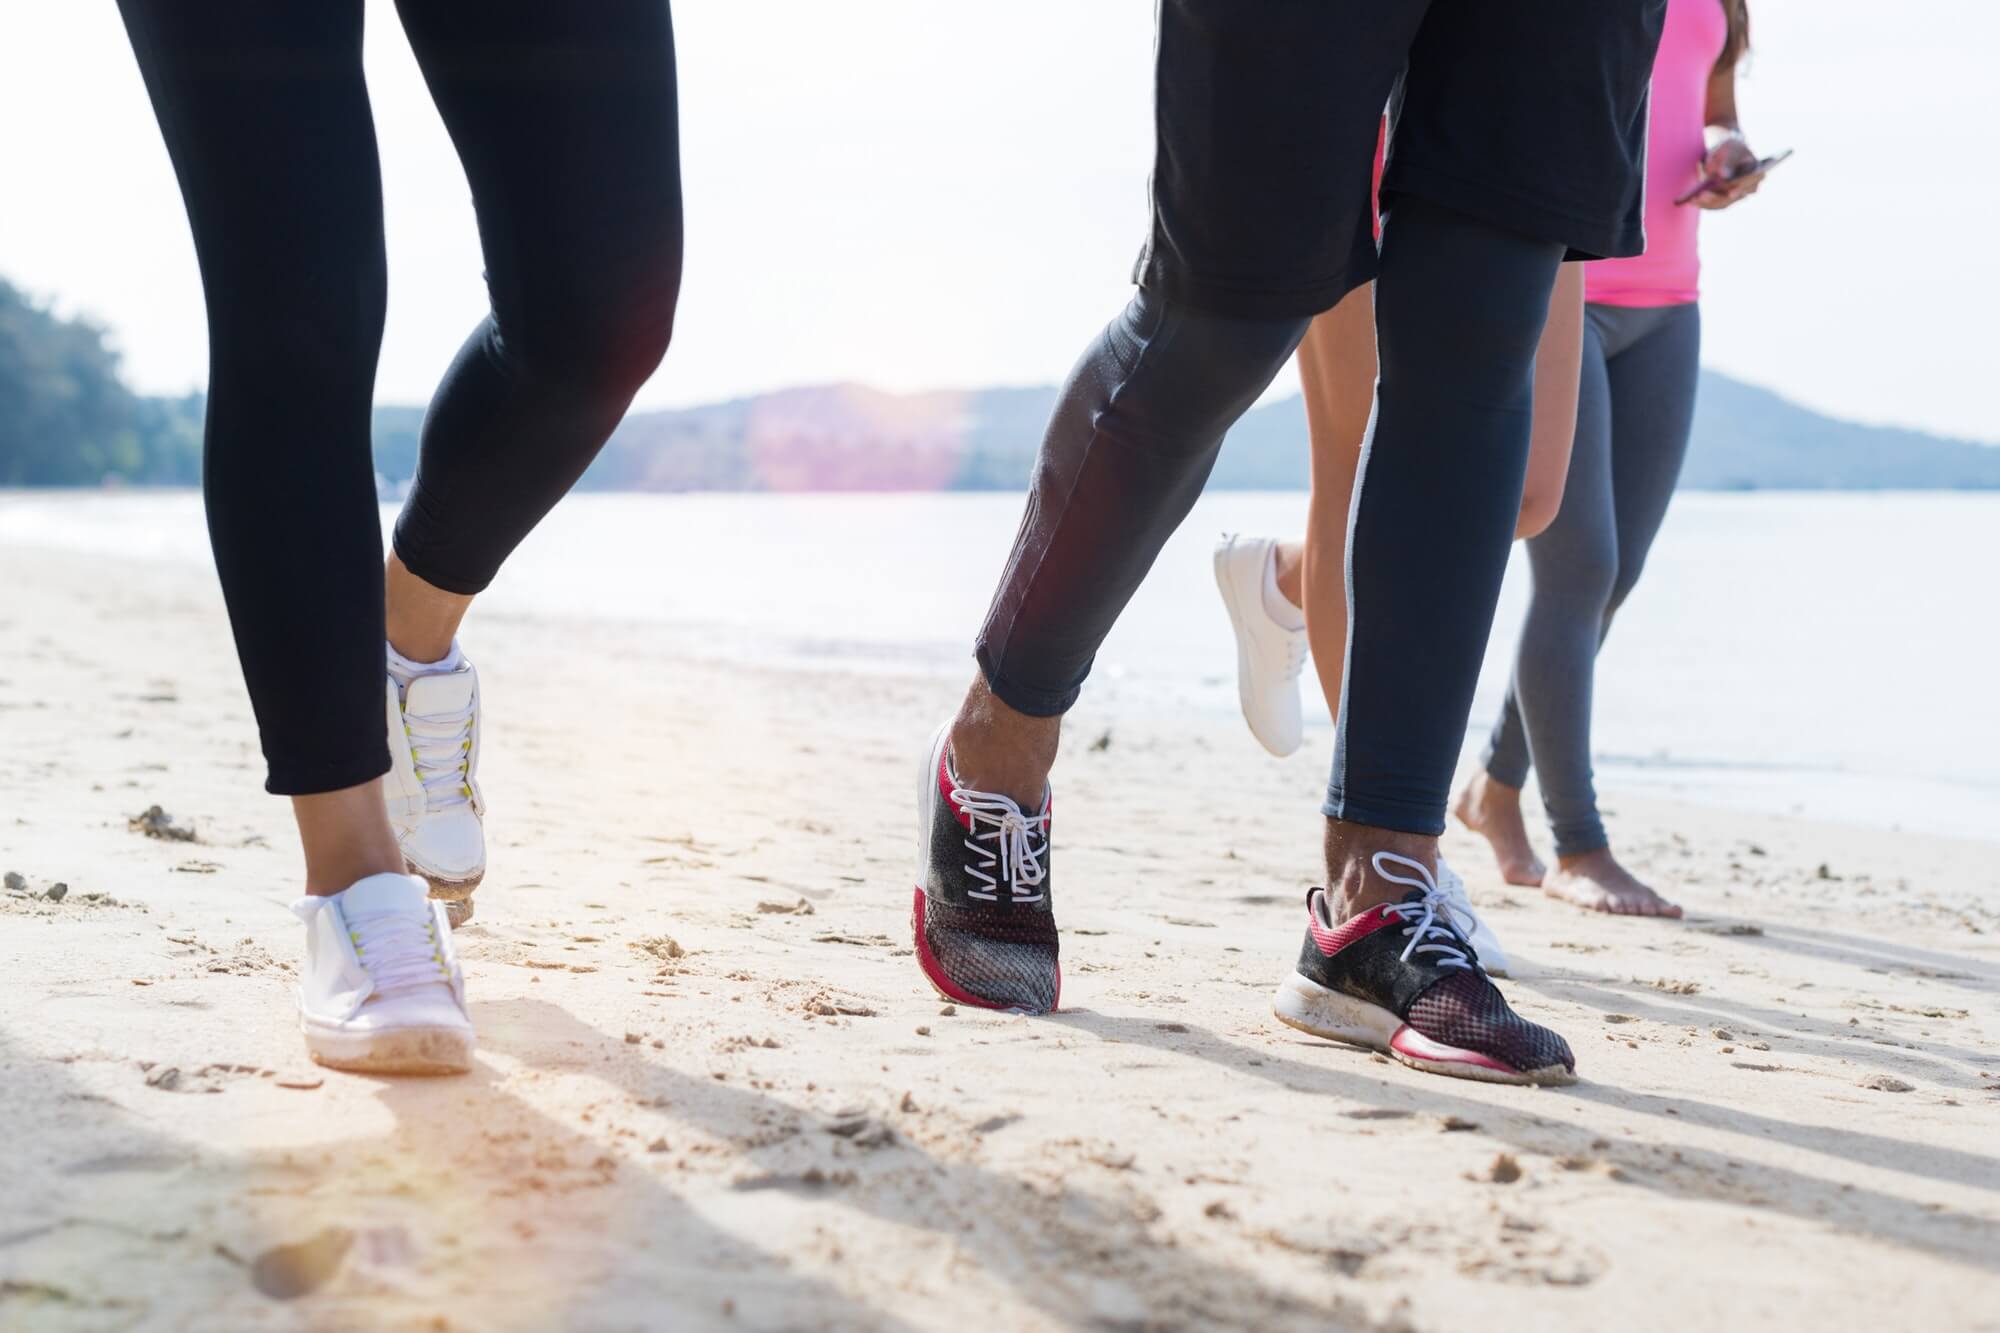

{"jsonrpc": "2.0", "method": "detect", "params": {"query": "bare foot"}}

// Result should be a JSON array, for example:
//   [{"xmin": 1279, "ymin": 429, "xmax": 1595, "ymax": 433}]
[
  {"xmin": 1452, "ymin": 773, "xmax": 1546, "ymax": 887},
  {"xmin": 1544, "ymin": 848, "xmax": 1682, "ymax": 918}
]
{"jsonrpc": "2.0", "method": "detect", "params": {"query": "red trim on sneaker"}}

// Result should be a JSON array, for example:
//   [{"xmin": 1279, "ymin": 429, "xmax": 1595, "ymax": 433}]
[
  {"xmin": 1307, "ymin": 902, "xmax": 1402, "ymax": 958},
  {"xmin": 1390, "ymin": 1026, "xmax": 1514, "ymax": 1075},
  {"xmin": 938, "ymin": 752, "xmax": 973, "ymax": 829},
  {"xmin": 910, "ymin": 885, "xmax": 1061, "ymax": 1012}
]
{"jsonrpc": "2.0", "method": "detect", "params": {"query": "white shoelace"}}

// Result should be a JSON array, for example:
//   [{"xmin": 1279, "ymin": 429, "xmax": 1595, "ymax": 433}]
[
  {"xmin": 346, "ymin": 907, "xmax": 452, "ymax": 994},
  {"xmin": 1370, "ymin": 851, "xmax": 1475, "ymax": 970},
  {"xmin": 951, "ymin": 786, "xmax": 1049, "ymax": 904},
  {"xmin": 404, "ymin": 696, "xmax": 474, "ymax": 812},
  {"xmin": 1282, "ymin": 632, "xmax": 1308, "ymax": 681}
]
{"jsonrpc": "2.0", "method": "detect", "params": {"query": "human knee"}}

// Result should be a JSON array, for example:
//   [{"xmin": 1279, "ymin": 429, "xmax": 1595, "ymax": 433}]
[
  {"xmin": 1568, "ymin": 541, "xmax": 1621, "ymax": 610},
  {"xmin": 209, "ymin": 249, "xmax": 387, "ymax": 389},
  {"xmin": 1531, "ymin": 517, "xmax": 1620, "ymax": 609},
  {"xmin": 1375, "ymin": 201, "xmax": 1563, "ymax": 408},
  {"xmin": 596, "ymin": 267, "xmax": 681, "ymax": 392},
  {"xmin": 497, "ymin": 250, "xmax": 681, "ymax": 403},
  {"xmin": 1176, "ymin": 306, "xmax": 1314, "ymax": 416},
  {"xmin": 563, "ymin": 280, "xmax": 678, "ymax": 399},
  {"xmin": 1605, "ymin": 556, "xmax": 1648, "ymax": 615},
  {"xmin": 1382, "ymin": 284, "xmax": 1548, "ymax": 410},
  {"xmin": 1113, "ymin": 290, "xmax": 1309, "ymax": 451},
  {"xmin": 1514, "ymin": 480, "xmax": 1566, "ymax": 539}
]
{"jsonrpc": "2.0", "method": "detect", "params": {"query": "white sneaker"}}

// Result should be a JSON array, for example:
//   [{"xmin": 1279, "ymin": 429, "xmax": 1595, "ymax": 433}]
[
  {"xmin": 1436, "ymin": 856, "xmax": 1512, "ymax": 978},
  {"xmin": 1213, "ymin": 534, "xmax": 1308, "ymax": 757},
  {"xmin": 292, "ymin": 872, "xmax": 474, "ymax": 1074},
  {"xmin": 384, "ymin": 651, "xmax": 485, "ymax": 911}
]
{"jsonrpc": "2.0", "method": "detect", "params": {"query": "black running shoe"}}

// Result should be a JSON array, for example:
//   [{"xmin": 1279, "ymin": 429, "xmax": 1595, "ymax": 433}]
[
  {"xmin": 1272, "ymin": 852, "xmax": 1575, "ymax": 1085},
  {"xmin": 912, "ymin": 721, "xmax": 1059, "ymax": 1012}
]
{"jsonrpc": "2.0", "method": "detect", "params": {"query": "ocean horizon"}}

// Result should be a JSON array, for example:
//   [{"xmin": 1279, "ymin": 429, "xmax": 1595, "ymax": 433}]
[{"xmin": 3, "ymin": 487, "xmax": 1995, "ymax": 845}]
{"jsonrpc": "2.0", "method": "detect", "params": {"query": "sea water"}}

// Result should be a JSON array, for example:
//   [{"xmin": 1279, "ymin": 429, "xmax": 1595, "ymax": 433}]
[{"xmin": 4, "ymin": 489, "xmax": 1994, "ymax": 843}]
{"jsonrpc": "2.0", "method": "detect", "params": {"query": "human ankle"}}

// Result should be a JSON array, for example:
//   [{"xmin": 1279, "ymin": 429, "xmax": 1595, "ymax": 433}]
[
  {"xmin": 295, "ymin": 782, "xmax": 409, "ymax": 897},
  {"xmin": 1469, "ymin": 771, "xmax": 1523, "ymax": 816},
  {"xmin": 302, "ymin": 851, "xmax": 408, "ymax": 898},
  {"xmin": 948, "ymin": 681, "xmax": 1058, "ymax": 810},
  {"xmin": 1272, "ymin": 540, "xmax": 1305, "ymax": 611},
  {"xmin": 1323, "ymin": 819, "xmax": 1441, "ymax": 919},
  {"xmin": 386, "ymin": 638, "xmax": 462, "ymax": 683},
  {"xmin": 1555, "ymin": 846, "xmax": 1616, "ymax": 874},
  {"xmin": 385, "ymin": 555, "xmax": 472, "ymax": 664}
]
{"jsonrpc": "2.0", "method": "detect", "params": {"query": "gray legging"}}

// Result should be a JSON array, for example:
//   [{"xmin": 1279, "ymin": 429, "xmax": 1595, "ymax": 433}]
[{"xmin": 1483, "ymin": 301, "xmax": 1701, "ymax": 856}]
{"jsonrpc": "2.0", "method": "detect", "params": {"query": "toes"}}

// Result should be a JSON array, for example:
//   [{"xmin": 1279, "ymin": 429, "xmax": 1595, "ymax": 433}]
[
  {"xmin": 1557, "ymin": 883, "xmax": 1619, "ymax": 913},
  {"xmin": 1594, "ymin": 889, "xmax": 1651, "ymax": 916},
  {"xmin": 1545, "ymin": 871, "xmax": 1680, "ymax": 919}
]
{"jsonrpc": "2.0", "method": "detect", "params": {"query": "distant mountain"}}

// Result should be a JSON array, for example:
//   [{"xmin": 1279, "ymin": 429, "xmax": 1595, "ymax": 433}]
[
  {"xmin": 19, "ymin": 253, "xmax": 1986, "ymax": 492},
  {"xmin": 369, "ymin": 370, "xmax": 2000, "ymax": 494},
  {"xmin": 1678, "ymin": 375, "xmax": 2000, "ymax": 490},
  {"xmin": 573, "ymin": 384, "xmax": 1058, "ymax": 493}
]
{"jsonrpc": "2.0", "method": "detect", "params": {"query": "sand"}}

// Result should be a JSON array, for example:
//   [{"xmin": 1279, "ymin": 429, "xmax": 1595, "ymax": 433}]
[{"xmin": 1, "ymin": 544, "xmax": 1996, "ymax": 1332}]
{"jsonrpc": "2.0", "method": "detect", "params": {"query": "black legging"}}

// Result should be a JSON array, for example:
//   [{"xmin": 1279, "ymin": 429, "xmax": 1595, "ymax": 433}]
[
  {"xmin": 977, "ymin": 196, "xmax": 1563, "ymax": 836},
  {"xmin": 117, "ymin": 0, "xmax": 682, "ymax": 796}
]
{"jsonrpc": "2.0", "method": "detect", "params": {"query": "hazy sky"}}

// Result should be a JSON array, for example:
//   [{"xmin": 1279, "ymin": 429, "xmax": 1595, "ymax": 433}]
[{"xmin": 3, "ymin": 1, "xmax": 1995, "ymax": 442}]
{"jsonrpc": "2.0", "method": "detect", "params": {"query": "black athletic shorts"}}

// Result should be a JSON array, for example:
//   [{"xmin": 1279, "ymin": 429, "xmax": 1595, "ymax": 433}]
[{"xmin": 1134, "ymin": 0, "xmax": 1668, "ymax": 319}]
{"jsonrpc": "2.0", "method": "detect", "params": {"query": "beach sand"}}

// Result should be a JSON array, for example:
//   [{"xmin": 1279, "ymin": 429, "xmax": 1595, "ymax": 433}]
[{"xmin": 2, "ymin": 545, "xmax": 1996, "ymax": 1332}]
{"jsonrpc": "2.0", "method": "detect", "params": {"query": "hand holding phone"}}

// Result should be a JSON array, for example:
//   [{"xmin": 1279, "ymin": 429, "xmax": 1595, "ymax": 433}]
[{"xmin": 1675, "ymin": 148, "xmax": 1791, "ymax": 207}]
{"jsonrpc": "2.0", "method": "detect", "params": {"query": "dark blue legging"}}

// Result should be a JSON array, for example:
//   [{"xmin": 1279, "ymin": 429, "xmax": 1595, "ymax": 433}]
[
  {"xmin": 117, "ymin": 0, "xmax": 681, "ymax": 795},
  {"xmin": 977, "ymin": 196, "xmax": 1564, "ymax": 835},
  {"xmin": 1484, "ymin": 302, "xmax": 1702, "ymax": 854}
]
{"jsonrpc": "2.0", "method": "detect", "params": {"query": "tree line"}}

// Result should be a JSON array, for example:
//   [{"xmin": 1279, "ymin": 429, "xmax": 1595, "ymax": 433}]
[{"xmin": 0, "ymin": 278, "xmax": 202, "ymax": 487}]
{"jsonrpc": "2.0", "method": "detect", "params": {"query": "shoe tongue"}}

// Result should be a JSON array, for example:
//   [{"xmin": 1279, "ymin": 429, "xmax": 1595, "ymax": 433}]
[
  {"xmin": 1397, "ymin": 888, "xmax": 1432, "ymax": 907},
  {"xmin": 336, "ymin": 872, "xmax": 430, "ymax": 918},
  {"xmin": 404, "ymin": 667, "xmax": 473, "ymax": 717}
]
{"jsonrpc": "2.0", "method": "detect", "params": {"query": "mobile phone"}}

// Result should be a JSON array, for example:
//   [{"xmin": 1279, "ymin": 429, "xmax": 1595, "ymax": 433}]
[{"xmin": 1674, "ymin": 149, "xmax": 1792, "ymax": 206}]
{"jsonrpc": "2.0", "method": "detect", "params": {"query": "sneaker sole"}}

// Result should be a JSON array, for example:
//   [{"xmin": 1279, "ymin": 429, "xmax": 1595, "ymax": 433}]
[
  {"xmin": 1271, "ymin": 972, "xmax": 1574, "ymax": 1087},
  {"xmin": 1212, "ymin": 539, "xmax": 1302, "ymax": 759},
  {"xmin": 408, "ymin": 861, "xmax": 481, "ymax": 928},
  {"xmin": 407, "ymin": 862, "xmax": 483, "ymax": 901},
  {"xmin": 301, "ymin": 1020, "xmax": 474, "ymax": 1076}
]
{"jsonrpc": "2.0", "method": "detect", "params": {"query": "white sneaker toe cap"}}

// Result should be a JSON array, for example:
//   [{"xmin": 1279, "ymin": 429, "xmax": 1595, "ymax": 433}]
[{"xmin": 339, "ymin": 987, "xmax": 472, "ymax": 1037}]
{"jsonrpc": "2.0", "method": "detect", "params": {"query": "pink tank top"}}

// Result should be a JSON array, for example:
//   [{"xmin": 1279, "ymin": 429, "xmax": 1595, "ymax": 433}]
[{"xmin": 1585, "ymin": 0, "xmax": 1729, "ymax": 307}]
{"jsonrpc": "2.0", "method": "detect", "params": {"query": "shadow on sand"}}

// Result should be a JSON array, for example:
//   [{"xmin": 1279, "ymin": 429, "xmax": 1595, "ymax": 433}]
[{"xmin": 1045, "ymin": 1008, "xmax": 2000, "ymax": 1278}]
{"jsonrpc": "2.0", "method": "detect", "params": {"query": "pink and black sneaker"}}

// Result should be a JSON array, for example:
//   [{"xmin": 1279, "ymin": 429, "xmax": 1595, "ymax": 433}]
[
  {"xmin": 911, "ymin": 721, "xmax": 1059, "ymax": 1012},
  {"xmin": 1272, "ymin": 852, "xmax": 1575, "ymax": 1085}
]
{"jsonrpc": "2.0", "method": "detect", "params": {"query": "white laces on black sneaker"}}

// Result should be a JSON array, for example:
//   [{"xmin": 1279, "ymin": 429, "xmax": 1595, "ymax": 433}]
[
  {"xmin": 405, "ymin": 698, "xmax": 474, "ymax": 812},
  {"xmin": 951, "ymin": 786, "xmax": 1048, "ymax": 904},
  {"xmin": 1370, "ymin": 851, "xmax": 1475, "ymax": 971}
]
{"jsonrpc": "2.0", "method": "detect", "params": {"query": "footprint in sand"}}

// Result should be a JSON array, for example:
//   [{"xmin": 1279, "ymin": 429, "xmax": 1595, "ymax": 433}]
[{"xmin": 249, "ymin": 1227, "xmax": 354, "ymax": 1299}]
